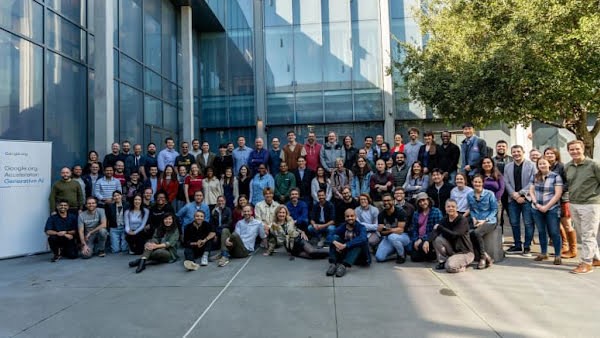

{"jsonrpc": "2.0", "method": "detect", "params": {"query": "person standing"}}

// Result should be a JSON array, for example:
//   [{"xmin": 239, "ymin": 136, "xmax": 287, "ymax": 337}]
[
  {"xmin": 426, "ymin": 169, "xmax": 454, "ymax": 215},
  {"xmin": 190, "ymin": 139, "xmax": 202, "ymax": 158},
  {"xmin": 293, "ymin": 157, "xmax": 315, "ymax": 207},
  {"xmin": 103, "ymin": 142, "xmax": 121, "ymax": 168},
  {"xmin": 248, "ymin": 138, "xmax": 270, "ymax": 175},
  {"xmin": 370, "ymin": 159, "xmax": 394, "ymax": 210},
  {"xmin": 493, "ymin": 140, "xmax": 512, "ymax": 175},
  {"xmin": 49, "ymin": 167, "xmax": 83, "ymax": 215},
  {"xmin": 281, "ymin": 131, "xmax": 307, "ymax": 171},
  {"xmin": 274, "ymin": 162, "xmax": 296, "ymax": 203},
  {"xmin": 269, "ymin": 137, "xmax": 283, "ymax": 176},
  {"xmin": 214, "ymin": 144, "xmax": 233, "ymax": 179},
  {"xmin": 351, "ymin": 157, "xmax": 373, "ymax": 198},
  {"xmin": 139, "ymin": 143, "xmax": 158, "ymax": 180},
  {"xmin": 403, "ymin": 127, "xmax": 424, "ymax": 168},
  {"xmin": 157, "ymin": 165, "xmax": 179, "ymax": 204},
  {"xmin": 45, "ymin": 200, "xmax": 78, "ymax": 261},
  {"xmin": 342, "ymin": 135, "xmax": 358, "ymax": 170},
  {"xmin": 438, "ymin": 131, "xmax": 460, "ymax": 183},
  {"xmin": 106, "ymin": 190, "xmax": 129, "ymax": 253},
  {"xmin": 202, "ymin": 167, "xmax": 223, "ymax": 210},
  {"xmin": 197, "ymin": 141, "xmax": 216, "ymax": 175},
  {"xmin": 304, "ymin": 131, "xmax": 322, "ymax": 171},
  {"xmin": 125, "ymin": 143, "xmax": 143, "ymax": 178},
  {"xmin": 82, "ymin": 162, "xmax": 102, "ymax": 199},
  {"xmin": 233, "ymin": 136, "xmax": 253, "ymax": 176},
  {"xmin": 93, "ymin": 166, "xmax": 122, "ymax": 207},
  {"xmin": 157, "ymin": 137, "xmax": 179, "ymax": 173},
  {"xmin": 83, "ymin": 150, "xmax": 103, "ymax": 175},
  {"xmin": 184, "ymin": 163, "xmax": 203, "ymax": 204},
  {"xmin": 320, "ymin": 131, "xmax": 346, "ymax": 174},
  {"xmin": 331, "ymin": 158, "xmax": 353, "ymax": 202},
  {"xmin": 391, "ymin": 152, "xmax": 409, "ymax": 188},
  {"xmin": 417, "ymin": 131, "xmax": 440, "ymax": 174},
  {"xmin": 221, "ymin": 168, "xmax": 239, "ymax": 210},
  {"xmin": 175, "ymin": 141, "xmax": 196, "ymax": 172},
  {"xmin": 71, "ymin": 165, "xmax": 86, "ymax": 206},
  {"xmin": 249, "ymin": 164, "xmax": 275, "ymax": 206},
  {"xmin": 460, "ymin": 123, "xmax": 487, "ymax": 179},
  {"xmin": 390, "ymin": 133, "xmax": 405, "ymax": 156}
]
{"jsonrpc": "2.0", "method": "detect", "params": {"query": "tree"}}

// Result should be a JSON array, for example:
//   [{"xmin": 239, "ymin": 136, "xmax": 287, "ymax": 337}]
[{"xmin": 391, "ymin": 0, "xmax": 600, "ymax": 157}]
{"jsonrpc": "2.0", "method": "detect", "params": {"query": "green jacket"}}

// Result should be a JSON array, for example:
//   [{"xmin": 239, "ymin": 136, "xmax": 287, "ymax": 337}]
[
  {"xmin": 274, "ymin": 172, "xmax": 296, "ymax": 201},
  {"xmin": 49, "ymin": 180, "xmax": 83, "ymax": 211},
  {"xmin": 565, "ymin": 158, "xmax": 600, "ymax": 204},
  {"xmin": 152, "ymin": 229, "xmax": 180, "ymax": 262}
]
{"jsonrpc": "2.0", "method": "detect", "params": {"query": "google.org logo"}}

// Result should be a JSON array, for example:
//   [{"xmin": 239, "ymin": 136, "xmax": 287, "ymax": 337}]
[{"xmin": 4, "ymin": 152, "xmax": 29, "ymax": 157}]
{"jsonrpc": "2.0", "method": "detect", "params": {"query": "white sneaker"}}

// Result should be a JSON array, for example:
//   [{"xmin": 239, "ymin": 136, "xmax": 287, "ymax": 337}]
[
  {"xmin": 201, "ymin": 254, "xmax": 208, "ymax": 266},
  {"xmin": 184, "ymin": 260, "xmax": 199, "ymax": 271}
]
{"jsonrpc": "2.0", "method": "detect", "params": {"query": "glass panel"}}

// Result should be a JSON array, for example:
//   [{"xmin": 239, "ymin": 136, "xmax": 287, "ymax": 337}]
[
  {"xmin": 113, "ymin": 48, "xmax": 119, "ymax": 78},
  {"xmin": 354, "ymin": 89, "xmax": 383, "ymax": 121},
  {"xmin": 144, "ymin": 0, "xmax": 162, "ymax": 72},
  {"xmin": 264, "ymin": 0, "xmax": 293, "ymax": 27},
  {"xmin": 113, "ymin": 0, "xmax": 118, "ymax": 47},
  {"xmin": 144, "ymin": 68, "xmax": 162, "ymax": 98},
  {"xmin": 351, "ymin": 0, "xmax": 379, "ymax": 21},
  {"xmin": 199, "ymin": 32, "xmax": 227, "ymax": 97},
  {"xmin": 228, "ymin": 29, "xmax": 254, "ymax": 95},
  {"xmin": 192, "ymin": 31, "xmax": 199, "ymax": 96},
  {"xmin": 119, "ymin": 53, "xmax": 143, "ymax": 88},
  {"xmin": 47, "ymin": 0, "xmax": 85, "ymax": 26},
  {"xmin": 200, "ymin": 96, "xmax": 227, "ymax": 127},
  {"xmin": 227, "ymin": 0, "xmax": 253, "ymax": 29},
  {"xmin": 266, "ymin": 93, "xmax": 294, "ymax": 125},
  {"xmin": 323, "ymin": 22, "xmax": 351, "ymax": 90},
  {"xmin": 294, "ymin": 24, "xmax": 322, "ymax": 92},
  {"xmin": 295, "ymin": 91, "xmax": 323, "ymax": 124},
  {"xmin": 119, "ymin": 0, "xmax": 142, "ymax": 60},
  {"xmin": 88, "ymin": 0, "xmax": 94, "ymax": 32},
  {"xmin": 0, "ymin": 0, "xmax": 43, "ymax": 43},
  {"xmin": 265, "ymin": 26, "xmax": 293, "ymax": 93},
  {"xmin": 45, "ymin": 51, "xmax": 87, "ymax": 175},
  {"xmin": 163, "ymin": 104, "xmax": 177, "ymax": 131},
  {"xmin": 293, "ymin": 0, "xmax": 321, "ymax": 25},
  {"xmin": 119, "ymin": 83, "xmax": 143, "ymax": 143},
  {"xmin": 229, "ymin": 95, "xmax": 255, "ymax": 127},
  {"xmin": 321, "ymin": 0, "xmax": 349, "ymax": 23},
  {"xmin": 390, "ymin": 0, "xmax": 420, "ymax": 19},
  {"xmin": 144, "ymin": 95, "xmax": 162, "ymax": 126},
  {"xmin": 161, "ymin": 0, "xmax": 176, "ymax": 81},
  {"xmin": 352, "ymin": 20, "xmax": 381, "ymax": 89},
  {"xmin": 163, "ymin": 79, "xmax": 177, "ymax": 106},
  {"xmin": 88, "ymin": 70, "xmax": 95, "ymax": 143},
  {"xmin": 0, "ymin": 30, "xmax": 43, "ymax": 140},
  {"xmin": 324, "ymin": 90, "xmax": 352, "ymax": 123},
  {"xmin": 88, "ymin": 34, "xmax": 95, "ymax": 69},
  {"xmin": 46, "ymin": 10, "xmax": 86, "ymax": 62},
  {"xmin": 114, "ymin": 81, "xmax": 119, "ymax": 140}
]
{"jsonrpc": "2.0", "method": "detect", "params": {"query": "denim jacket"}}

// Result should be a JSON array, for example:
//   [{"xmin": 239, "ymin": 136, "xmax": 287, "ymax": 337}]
[
  {"xmin": 351, "ymin": 171, "xmax": 372, "ymax": 198},
  {"xmin": 467, "ymin": 189, "xmax": 498, "ymax": 224}
]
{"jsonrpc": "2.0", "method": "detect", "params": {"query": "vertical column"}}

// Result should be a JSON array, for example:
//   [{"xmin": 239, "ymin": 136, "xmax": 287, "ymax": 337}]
[
  {"xmin": 93, "ymin": 0, "xmax": 115, "ymax": 157},
  {"xmin": 379, "ymin": 0, "xmax": 395, "ymax": 142},
  {"xmin": 181, "ymin": 6, "xmax": 195, "ymax": 142},
  {"xmin": 253, "ymin": 0, "xmax": 267, "ymax": 141}
]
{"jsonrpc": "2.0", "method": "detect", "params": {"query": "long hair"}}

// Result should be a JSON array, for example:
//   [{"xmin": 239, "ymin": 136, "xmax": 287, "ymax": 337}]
[
  {"xmin": 238, "ymin": 165, "xmax": 251, "ymax": 181},
  {"xmin": 534, "ymin": 158, "xmax": 551, "ymax": 183},
  {"xmin": 156, "ymin": 213, "xmax": 178, "ymax": 238},
  {"xmin": 480, "ymin": 157, "xmax": 502, "ymax": 181},
  {"xmin": 424, "ymin": 131, "xmax": 437, "ymax": 155},
  {"xmin": 160, "ymin": 165, "xmax": 177, "ymax": 181},
  {"xmin": 353, "ymin": 157, "xmax": 372, "ymax": 178},
  {"xmin": 272, "ymin": 205, "xmax": 292, "ymax": 224},
  {"xmin": 410, "ymin": 161, "xmax": 425, "ymax": 179},
  {"xmin": 223, "ymin": 167, "xmax": 235, "ymax": 185},
  {"xmin": 543, "ymin": 147, "xmax": 562, "ymax": 164}
]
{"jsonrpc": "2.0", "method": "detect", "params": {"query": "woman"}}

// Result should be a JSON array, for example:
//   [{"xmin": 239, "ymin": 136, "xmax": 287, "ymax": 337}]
[
  {"xmin": 158, "ymin": 165, "xmax": 178, "ymax": 203},
  {"xmin": 410, "ymin": 192, "xmax": 442, "ymax": 262},
  {"xmin": 249, "ymin": 164, "xmax": 274, "ymax": 206},
  {"xmin": 390, "ymin": 133, "xmax": 404, "ymax": 156},
  {"xmin": 450, "ymin": 173, "xmax": 473, "ymax": 216},
  {"xmin": 214, "ymin": 144, "xmax": 234, "ymax": 179},
  {"xmin": 378, "ymin": 142, "xmax": 391, "ymax": 162},
  {"xmin": 264, "ymin": 205, "xmax": 328, "ymax": 259},
  {"xmin": 83, "ymin": 150, "xmax": 103, "ymax": 175},
  {"xmin": 432, "ymin": 199, "xmax": 474, "ymax": 273},
  {"xmin": 403, "ymin": 161, "xmax": 430, "ymax": 202},
  {"xmin": 385, "ymin": 157, "xmax": 394, "ymax": 173},
  {"xmin": 202, "ymin": 167, "xmax": 222, "ymax": 210},
  {"xmin": 355, "ymin": 194, "xmax": 380, "ymax": 251},
  {"xmin": 480, "ymin": 157, "xmax": 505, "ymax": 223},
  {"xmin": 124, "ymin": 194, "xmax": 150, "ymax": 255},
  {"xmin": 331, "ymin": 158, "xmax": 353, "ymax": 201},
  {"xmin": 417, "ymin": 131, "xmax": 440, "ymax": 174},
  {"xmin": 129, "ymin": 213, "xmax": 179, "ymax": 273},
  {"xmin": 221, "ymin": 167, "xmax": 239, "ymax": 210},
  {"xmin": 351, "ymin": 157, "xmax": 372, "ymax": 198},
  {"xmin": 175, "ymin": 165, "xmax": 188, "ymax": 211},
  {"xmin": 233, "ymin": 194, "xmax": 253, "ymax": 226},
  {"xmin": 311, "ymin": 166, "xmax": 333, "ymax": 202},
  {"xmin": 530, "ymin": 158, "xmax": 563, "ymax": 264},
  {"xmin": 356, "ymin": 148, "xmax": 375, "ymax": 171},
  {"xmin": 467, "ymin": 175, "xmax": 497, "ymax": 269},
  {"xmin": 184, "ymin": 163, "xmax": 203, "ymax": 204},
  {"xmin": 237, "ymin": 165, "xmax": 251, "ymax": 198},
  {"xmin": 343, "ymin": 135, "xmax": 358, "ymax": 170},
  {"xmin": 544, "ymin": 147, "xmax": 576, "ymax": 259}
]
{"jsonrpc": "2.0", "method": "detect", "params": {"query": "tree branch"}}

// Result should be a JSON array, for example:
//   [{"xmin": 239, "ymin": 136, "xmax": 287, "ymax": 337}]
[
  {"xmin": 591, "ymin": 115, "xmax": 600, "ymax": 138},
  {"xmin": 536, "ymin": 118, "xmax": 568, "ymax": 130}
]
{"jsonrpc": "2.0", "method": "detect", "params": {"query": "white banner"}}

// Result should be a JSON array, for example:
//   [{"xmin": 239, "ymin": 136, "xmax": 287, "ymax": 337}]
[{"xmin": 0, "ymin": 140, "xmax": 52, "ymax": 259}]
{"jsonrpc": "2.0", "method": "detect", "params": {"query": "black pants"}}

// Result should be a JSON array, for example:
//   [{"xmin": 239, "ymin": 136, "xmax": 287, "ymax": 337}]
[
  {"xmin": 126, "ymin": 233, "xmax": 147, "ymax": 255},
  {"xmin": 184, "ymin": 241, "xmax": 213, "ymax": 261},
  {"xmin": 48, "ymin": 235, "xmax": 77, "ymax": 258},
  {"xmin": 410, "ymin": 241, "xmax": 437, "ymax": 262},
  {"xmin": 470, "ymin": 222, "xmax": 496, "ymax": 260}
]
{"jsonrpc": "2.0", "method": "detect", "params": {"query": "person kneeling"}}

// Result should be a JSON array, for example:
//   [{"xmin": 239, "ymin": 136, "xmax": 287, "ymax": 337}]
[
  {"xmin": 326, "ymin": 209, "xmax": 370, "ymax": 278},
  {"xmin": 431, "ymin": 199, "xmax": 474, "ymax": 273},
  {"xmin": 218, "ymin": 206, "xmax": 267, "ymax": 267},
  {"xmin": 45, "ymin": 200, "xmax": 78, "ymax": 262},
  {"xmin": 183, "ymin": 210, "xmax": 216, "ymax": 270},
  {"xmin": 129, "ymin": 213, "xmax": 179, "ymax": 273}
]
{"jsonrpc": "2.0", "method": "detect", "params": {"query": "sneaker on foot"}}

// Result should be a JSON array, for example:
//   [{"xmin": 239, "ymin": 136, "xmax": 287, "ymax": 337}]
[
  {"xmin": 506, "ymin": 246, "xmax": 522, "ymax": 254},
  {"xmin": 395, "ymin": 254, "xmax": 406, "ymax": 264},
  {"xmin": 522, "ymin": 248, "xmax": 532, "ymax": 257},
  {"xmin": 184, "ymin": 260, "xmax": 199, "ymax": 271},
  {"xmin": 571, "ymin": 263, "xmax": 593, "ymax": 274},
  {"xmin": 209, "ymin": 253, "xmax": 222, "ymax": 262},
  {"xmin": 51, "ymin": 253, "xmax": 61, "ymax": 262},
  {"xmin": 335, "ymin": 264, "xmax": 347, "ymax": 277},
  {"xmin": 218, "ymin": 257, "xmax": 230, "ymax": 267},
  {"xmin": 435, "ymin": 262, "xmax": 446, "ymax": 270},
  {"xmin": 129, "ymin": 250, "xmax": 135, "ymax": 255},
  {"xmin": 554, "ymin": 257, "xmax": 562, "ymax": 265},
  {"xmin": 98, "ymin": 251, "xmax": 106, "ymax": 257},
  {"xmin": 317, "ymin": 238, "xmax": 325, "ymax": 248},
  {"xmin": 534, "ymin": 254, "xmax": 549, "ymax": 261},
  {"xmin": 326, "ymin": 263, "xmax": 338, "ymax": 276},
  {"xmin": 200, "ymin": 254, "xmax": 208, "ymax": 266}
]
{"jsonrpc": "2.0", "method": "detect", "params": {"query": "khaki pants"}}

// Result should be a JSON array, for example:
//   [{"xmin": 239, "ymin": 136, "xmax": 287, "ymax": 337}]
[
  {"xmin": 570, "ymin": 203, "xmax": 600, "ymax": 264},
  {"xmin": 433, "ymin": 236, "xmax": 474, "ymax": 273},
  {"xmin": 141, "ymin": 239, "xmax": 171, "ymax": 263},
  {"xmin": 221, "ymin": 228, "xmax": 249, "ymax": 258}
]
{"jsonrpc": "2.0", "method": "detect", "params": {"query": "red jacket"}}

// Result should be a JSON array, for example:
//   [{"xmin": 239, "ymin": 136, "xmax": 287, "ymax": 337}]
[{"xmin": 158, "ymin": 177, "xmax": 179, "ymax": 202}]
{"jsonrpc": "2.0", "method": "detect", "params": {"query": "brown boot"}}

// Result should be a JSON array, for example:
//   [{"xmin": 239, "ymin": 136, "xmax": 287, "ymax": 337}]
[
  {"xmin": 593, "ymin": 259, "xmax": 600, "ymax": 267},
  {"xmin": 484, "ymin": 252, "xmax": 494, "ymax": 267},
  {"xmin": 571, "ymin": 263, "xmax": 592, "ymax": 274},
  {"xmin": 560, "ymin": 225, "xmax": 569, "ymax": 255},
  {"xmin": 562, "ymin": 230, "xmax": 578, "ymax": 258}
]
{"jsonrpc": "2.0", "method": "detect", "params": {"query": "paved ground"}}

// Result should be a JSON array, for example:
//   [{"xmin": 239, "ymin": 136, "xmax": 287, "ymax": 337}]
[{"xmin": 1, "ymin": 238, "xmax": 600, "ymax": 338}]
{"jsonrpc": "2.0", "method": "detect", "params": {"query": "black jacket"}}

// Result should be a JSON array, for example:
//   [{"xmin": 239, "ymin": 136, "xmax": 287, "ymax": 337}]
[
  {"xmin": 106, "ymin": 201, "xmax": 130, "ymax": 228},
  {"xmin": 426, "ymin": 182, "xmax": 455, "ymax": 215},
  {"xmin": 210, "ymin": 206, "xmax": 234, "ymax": 232},
  {"xmin": 418, "ymin": 144, "xmax": 442, "ymax": 172},
  {"xmin": 344, "ymin": 146, "xmax": 358, "ymax": 170},
  {"xmin": 293, "ymin": 168, "xmax": 315, "ymax": 201},
  {"xmin": 82, "ymin": 173, "xmax": 103, "ymax": 198},
  {"xmin": 437, "ymin": 142, "xmax": 460, "ymax": 174},
  {"xmin": 430, "ymin": 214, "xmax": 473, "ymax": 254}
]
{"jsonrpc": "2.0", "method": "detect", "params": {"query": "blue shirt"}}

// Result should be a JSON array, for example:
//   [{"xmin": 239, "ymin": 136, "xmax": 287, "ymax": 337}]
[
  {"xmin": 249, "ymin": 173, "xmax": 275, "ymax": 205},
  {"xmin": 233, "ymin": 146, "xmax": 253, "ymax": 176},
  {"xmin": 286, "ymin": 200, "xmax": 309, "ymax": 225},
  {"xmin": 157, "ymin": 148, "xmax": 179, "ymax": 172},
  {"xmin": 247, "ymin": 148, "xmax": 270, "ymax": 174},
  {"xmin": 45, "ymin": 213, "xmax": 78, "ymax": 232},
  {"xmin": 234, "ymin": 217, "xmax": 267, "ymax": 252},
  {"xmin": 269, "ymin": 149, "xmax": 282, "ymax": 176},
  {"xmin": 139, "ymin": 153, "xmax": 157, "ymax": 177},
  {"xmin": 467, "ymin": 189, "xmax": 498, "ymax": 224},
  {"xmin": 176, "ymin": 202, "xmax": 211, "ymax": 226}
]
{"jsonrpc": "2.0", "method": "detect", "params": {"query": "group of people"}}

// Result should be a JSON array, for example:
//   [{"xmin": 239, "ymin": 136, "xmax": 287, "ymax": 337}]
[{"xmin": 45, "ymin": 123, "xmax": 600, "ymax": 277}]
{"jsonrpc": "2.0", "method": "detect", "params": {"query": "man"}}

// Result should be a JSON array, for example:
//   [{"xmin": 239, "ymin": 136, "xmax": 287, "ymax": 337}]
[
  {"xmin": 403, "ymin": 127, "xmax": 424, "ymax": 168},
  {"xmin": 175, "ymin": 141, "xmax": 196, "ymax": 172},
  {"xmin": 190, "ymin": 139, "xmax": 202, "ymax": 158},
  {"xmin": 157, "ymin": 137, "xmax": 179, "ymax": 172},
  {"xmin": 139, "ymin": 142, "xmax": 158, "ymax": 180},
  {"xmin": 394, "ymin": 188, "xmax": 415, "ymax": 231},
  {"xmin": 309, "ymin": 190, "xmax": 336, "ymax": 247},
  {"xmin": 374, "ymin": 134, "xmax": 385, "ymax": 159},
  {"xmin": 124, "ymin": 171, "xmax": 144, "ymax": 202},
  {"xmin": 268, "ymin": 137, "xmax": 282, "ymax": 176},
  {"xmin": 45, "ymin": 200, "xmax": 78, "ymax": 261},
  {"xmin": 71, "ymin": 165, "xmax": 86, "ymax": 206},
  {"xmin": 304, "ymin": 131, "xmax": 322, "ymax": 171},
  {"xmin": 334, "ymin": 187, "xmax": 359, "ymax": 225},
  {"xmin": 218, "ymin": 205, "xmax": 267, "ymax": 267},
  {"xmin": 375, "ymin": 193, "xmax": 409, "ymax": 264},
  {"xmin": 281, "ymin": 130, "xmax": 307, "ymax": 171},
  {"xmin": 227, "ymin": 142, "xmax": 235, "ymax": 155},
  {"xmin": 209, "ymin": 196, "xmax": 234, "ymax": 260},
  {"xmin": 426, "ymin": 169, "xmax": 454, "ymax": 215},
  {"xmin": 254, "ymin": 187, "xmax": 280, "ymax": 234},
  {"xmin": 565, "ymin": 140, "xmax": 600, "ymax": 274},
  {"xmin": 183, "ymin": 210, "xmax": 216, "ymax": 270},
  {"xmin": 214, "ymin": 143, "xmax": 233, "ymax": 179},
  {"xmin": 49, "ymin": 167, "xmax": 83, "ymax": 214},
  {"xmin": 286, "ymin": 188, "xmax": 309, "ymax": 231},
  {"xmin": 331, "ymin": 158, "xmax": 353, "ymax": 201},
  {"xmin": 326, "ymin": 209, "xmax": 370, "ymax": 277},
  {"xmin": 197, "ymin": 141, "xmax": 216, "ymax": 175},
  {"xmin": 113, "ymin": 160, "xmax": 127, "ymax": 187},
  {"xmin": 82, "ymin": 162, "xmax": 102, "ymax": 199},
  {"xmin": 364, "ymin": 136, "xmax": 375, "ymax": 161},
  {"xmin": 177, "ymin": 190, "xmax": 211, "ymax": 229},
  {"xmin": 106, "ymin": 190, "xmax": 129, "ymax": 253},
  {"xmin": 147, "ymin": 191, "xmax": 174, "ymax": 237},
  {"xmin": 529, "ymin": 148, "xmax": 542, "ymax": 163},
  {"xmin": 370, "ymin": 159, "xmax": 394, "ymax": 210},
  {"xmin": 293, "ymin": 156, "xmax": 315, "ymax": 207},
  {"xmin": 320, "ymin": 131, "xmax": 345, "ymax": 173},
  {"xmin": 120, "ymin": 140, "xmax": 132, "ymax": 162},
  {"xmin": 103, "ymin": 142, "xmax": 121, "ymax": 168},
  {"xmin": 437, "ymin": 131, "xmax": 460, "ymax": 183},
  {"xmin": 125, "ymin": 144, "xmax": 143, "ymax": 178},
  {"xmin": 391, "ymin": 152, "xmax": 410, "ymax": 188},
  {"xmin": 143, "ymin": 165, "xmax": 159, "ymax": 200},
  {"xmin": 504, "ymin": 145, "xmax": 536, "ymax": 256},
  {"xmin": 274, "ymin": 162, "xmax": 297, "ymax": 203},
  {"xmin": 248, "ymin": 137, "xmax": 270, "ymax": 174},
  {"xmin": 78, "ymin": 197, "xmax": 108, "ymax": 258},
  {"xmin": 493, "ymin": 140, "xmax": 512, "ymax": 174},
  {"xmin": 460, "ymin": 123, "xmax": 487, "ymax": 179},
  {"xmin": 93, "ymin": 166, "xmax": 122, "ymax": 207},
  {"xmin": 233, "ymin": 136, "xmax": 253, "ymax": 175}
]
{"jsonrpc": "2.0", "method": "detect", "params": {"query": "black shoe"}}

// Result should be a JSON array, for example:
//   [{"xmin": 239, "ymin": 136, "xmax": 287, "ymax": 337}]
[
  {"xmin": 335, "ymin": 264, "xmax": 347, "ymax": 277},
  {"xmin": 51, "ymin": 253, "xmax": 61, "ymax": 262},
  {"xmin": 135, "ymin": 259, "xmax": 146, "ymax": 273},
  {"xmin": 129, "ymin": 259, "xmax": 141, "ymax": 267},
  {"xmin": 506, "ymin": 245, "xmax": 522, "ymax": 254},
  {"xmin": 395, "ymin": 254, "xmax": 406, "ymax": 264},
  {"xmin": 435, "ymin": 262, "xmax": 446, "ymax": 270},
  {"xmin": 326, "ymin": 264, "xmax": 337, "ymax": 276},
  {"xmin": 522, "ymin": 248, "xmax": 532, "ymax": 257}
]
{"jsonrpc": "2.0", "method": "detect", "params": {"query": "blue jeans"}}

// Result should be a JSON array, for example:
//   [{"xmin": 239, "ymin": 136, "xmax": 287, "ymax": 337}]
[
  {"xmin": 110, "ymin": 227, "xmax": 129, "ymax": 253},
  {"xmin": 329, "ymin": 235, "xmax": 364, "ymax": 266},
  {"xmin": 308, "ymin": 225, "xmax": 336, "ymax": 241},
  {"xmin": 375, "ymin": 233, "xmax": 410, "ymax": 262},
  {"xmin": 448, "ymin": 171, "xmax": 457, "ymax": 185},
  {"xmin": 532, "ymin": 207, "xmax": 561, "ymax": 256},
  {"xmin": 508, "ymin": 200, "xmax": 534, "ymax": 248}
]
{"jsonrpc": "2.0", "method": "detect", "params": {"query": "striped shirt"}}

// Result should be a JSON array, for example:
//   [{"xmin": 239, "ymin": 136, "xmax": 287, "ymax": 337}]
[
  {"xmin": 531, "ymin": 172, "xmax": 563, "ymax": 211},
  {"xmin": 93, "ymin": 177, "xmax": 122, "ymax": 200}
]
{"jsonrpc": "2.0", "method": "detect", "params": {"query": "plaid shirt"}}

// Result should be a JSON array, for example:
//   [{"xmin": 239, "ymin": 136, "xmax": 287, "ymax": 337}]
[
  {"xmin": 531, "ymin": 172, "xmax": 563, "ymax": 211},
  {"xmin": 411, "ymin": 207, "xmax": 443, "ymax": 242}
]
